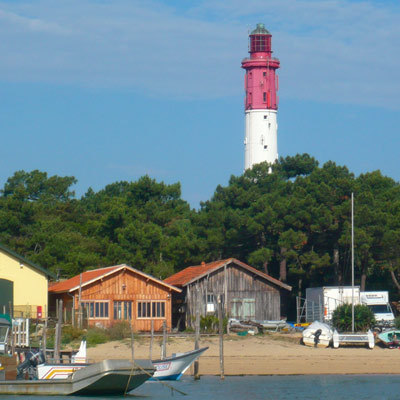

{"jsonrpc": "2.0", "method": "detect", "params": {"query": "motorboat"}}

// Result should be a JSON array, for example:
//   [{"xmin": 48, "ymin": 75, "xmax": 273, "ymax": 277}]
[
  {"xmin": 0, "ymin": 358, "xmax": 154, "ymax": 395},
  {"xmin": 151, "ymin": 347, "xmax": 208, "ymax": 380},
  {"xmin": 37, "ymin": 341, "xmax": 208, "ymax": 382}
]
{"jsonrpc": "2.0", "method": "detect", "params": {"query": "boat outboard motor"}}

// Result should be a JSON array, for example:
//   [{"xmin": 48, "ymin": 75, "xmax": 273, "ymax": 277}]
[
  {"xmin": 314, "ymin": 329, "xmax": 322, "ymax": 347},
  {"xmin": 17, "ymin": 350, "xmax": 46, "ymax": 380}
]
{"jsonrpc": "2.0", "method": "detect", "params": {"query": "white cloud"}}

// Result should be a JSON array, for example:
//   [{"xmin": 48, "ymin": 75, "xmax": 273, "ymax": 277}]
[{"xmin": 0, "ymin": 0, "xmax": 399, "ymax": 108}]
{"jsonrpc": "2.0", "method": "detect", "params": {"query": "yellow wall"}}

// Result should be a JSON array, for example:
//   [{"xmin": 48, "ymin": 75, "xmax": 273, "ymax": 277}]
[{"xmin": 0, "ymin": 249, "xmax": 48, "ymax": 317}]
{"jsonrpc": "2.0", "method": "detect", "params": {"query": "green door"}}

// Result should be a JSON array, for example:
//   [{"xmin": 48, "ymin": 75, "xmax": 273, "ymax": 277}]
[{"xmin": 0, "ymin": 279, "xmax": 13, "ymax": 316}]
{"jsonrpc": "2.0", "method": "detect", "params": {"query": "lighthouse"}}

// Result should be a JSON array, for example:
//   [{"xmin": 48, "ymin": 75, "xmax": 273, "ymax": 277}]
[{"xmin": 242, "ymin": 23, "xmax": 280, "ymax": 170}]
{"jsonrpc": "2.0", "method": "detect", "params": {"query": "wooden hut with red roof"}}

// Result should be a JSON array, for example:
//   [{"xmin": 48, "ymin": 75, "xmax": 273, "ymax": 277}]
[
  {"xmin": 48, "ymin": 264, "xmax": 181, "ymax": 332},
  {"xmin": 164, "ymin": 258, "xmax": 291, "ymax": 330}
]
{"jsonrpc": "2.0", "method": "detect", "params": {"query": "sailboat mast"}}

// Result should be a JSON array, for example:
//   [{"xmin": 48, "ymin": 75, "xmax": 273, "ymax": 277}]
[{"xmin": 351, "ymin": 192, "xmax": 355, "ymax": 333}]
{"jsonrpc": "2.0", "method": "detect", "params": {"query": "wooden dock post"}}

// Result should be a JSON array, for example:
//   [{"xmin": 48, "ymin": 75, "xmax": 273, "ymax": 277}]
[
  {"xmin": 149, "ymin": 320, "xmax": 154, "ymax": 360},
  {"xmin": 42, "ymin": 316, "xmax": 47, "ymax": 357},
  {"xmin": 130, "ymin": 318, "xmax": 134, "ymax": 361},
  {"xmin": 218, "ymin": 294, "xmax": 224, "ymax": 380},
  {"xmin": 194, "ymin": 288, "xmax": 200, "ymax": 380},
  {"xmin": 54, "ymin": 300, "xmax": 63, "ymax": 363},
  {"xmin": 162, "ymin": 320, "xmax": 167, "ymax": 360}
]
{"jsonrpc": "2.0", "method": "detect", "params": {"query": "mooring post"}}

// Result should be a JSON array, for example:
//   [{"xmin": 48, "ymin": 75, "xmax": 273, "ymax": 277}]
[
  {"xmin": 130, "ymin": 318, "xmax": 134, "ymax": 361},
  {"xmin": 162, "ymin": 320, "xmax": 167, "ymax": 359},
  {"xmin": 54, "ymin": 299, "xmax": 63, "ymax": 363},
  {"xmin": 42, "ymin": 315, "xmax": 47, "ymax": 358},
  {"xmin": 194, "ymin": 287, "xmax": 200, "ymax": 380},
  {"xmin": 218, "ymin": 294, "xmax": 225, "ymax": 380},
  {"xmin": 149, "ymin": 320, "xmax": 154, "ymax": 359}
]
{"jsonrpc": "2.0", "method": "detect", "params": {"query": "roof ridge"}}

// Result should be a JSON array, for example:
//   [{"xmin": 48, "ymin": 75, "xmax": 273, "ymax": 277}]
[
  {"xmin": 84, "ymin": 264, "xmax": 124, "ymax": 272},
  {"xmin": 165, "ymin": 258, "xmax": 291, "ymax": 291}
]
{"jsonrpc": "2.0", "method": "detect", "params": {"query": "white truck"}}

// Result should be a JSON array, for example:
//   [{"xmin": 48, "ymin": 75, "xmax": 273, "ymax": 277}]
[
  {"xmin": 360, "ymin": 291, "xmax": 395, "ymax": 327},
  {"xmin": 305, "ymin": 286, "xmax": 361, "ymax": 322}
]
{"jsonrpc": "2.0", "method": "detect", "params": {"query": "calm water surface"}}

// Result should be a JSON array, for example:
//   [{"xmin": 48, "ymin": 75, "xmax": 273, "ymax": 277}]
[{"xmin": 3, "ymin": 375, "xmax": 400, "ymax": 400}]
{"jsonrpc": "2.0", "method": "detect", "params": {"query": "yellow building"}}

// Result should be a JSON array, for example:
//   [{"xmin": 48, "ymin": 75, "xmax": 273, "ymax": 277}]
[{"xmin": 0, "ymin": 243, "xmax": 56, "ymax": 318}]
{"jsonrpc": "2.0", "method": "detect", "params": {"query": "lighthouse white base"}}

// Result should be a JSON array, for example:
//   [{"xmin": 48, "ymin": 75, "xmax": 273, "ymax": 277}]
[{"xmin": 244, "ymin": 109, "xmax": 278, "ymax": 170}]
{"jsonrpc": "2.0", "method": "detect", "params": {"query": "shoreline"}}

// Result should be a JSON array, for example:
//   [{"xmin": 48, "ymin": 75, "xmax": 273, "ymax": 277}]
[{"xmin": 86, "ymin": 333, "xmax": 400, "ymax": 376}]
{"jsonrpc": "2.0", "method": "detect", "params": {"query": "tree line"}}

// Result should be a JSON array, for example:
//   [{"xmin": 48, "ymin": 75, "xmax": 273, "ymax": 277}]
[{"xmin": 1, "ymin": 154, "xmax": 400, "ymax": 303}]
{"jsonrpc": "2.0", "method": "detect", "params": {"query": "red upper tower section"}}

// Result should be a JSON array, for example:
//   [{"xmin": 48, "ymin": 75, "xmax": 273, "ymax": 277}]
[{"xmin": 241, "ymin": 24, "xmax": 280, "ymax": 111}]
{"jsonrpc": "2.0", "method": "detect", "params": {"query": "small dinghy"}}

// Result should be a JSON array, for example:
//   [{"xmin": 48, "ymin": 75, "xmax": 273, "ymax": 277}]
[
  {"xmin": 378, "ymin": 329, "xmax": 400, "ymax": 348},
  {"xmin": 302, "ymin": 321, "xmax": 333, "ymax": 348}
]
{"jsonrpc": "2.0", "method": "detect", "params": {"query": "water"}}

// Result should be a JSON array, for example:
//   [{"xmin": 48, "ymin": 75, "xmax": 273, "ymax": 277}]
[{"xmin": 3, "ymin": 375, "xmax": 400, "ymax": 400}]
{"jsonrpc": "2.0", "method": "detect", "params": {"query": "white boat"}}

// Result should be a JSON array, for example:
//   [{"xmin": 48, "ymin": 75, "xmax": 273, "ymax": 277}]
[
  {"xmin": 37, "ymin": 341, "xmax": 208, "ymax": 381},
  {"xmin": 151, "ymin": 347, "xmax": 208, "ymax": 381},
  {"xmin": 259, "ymin": 320, "xmax": 288, "ymax": 331},
  {"xmin": 302, "ymin": 321, "xmax": 333, "ymax": 348},
  {"xmin": 37, "ymin": 339, "xmax": 88, "ymax": 380},
  {"xmin": 2, "ymin": 359, "xmax": 154, "ymax": 396}
]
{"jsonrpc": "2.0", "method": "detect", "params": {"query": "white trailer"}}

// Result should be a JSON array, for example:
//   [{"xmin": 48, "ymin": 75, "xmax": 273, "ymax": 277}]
[
  {"xmin": 305, "ymin": 286, "xmax": 361, "ymax": 322},
  {"xmin": 360, "ymin": 291, "xmax": 395, "ymax": 326}
]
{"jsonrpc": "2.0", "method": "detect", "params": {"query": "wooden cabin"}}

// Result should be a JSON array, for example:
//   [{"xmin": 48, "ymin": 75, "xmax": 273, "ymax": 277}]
[
  {"xmin": 0, "ymin": 242, "xmax": 56, "ymax": 318},
  {"xmin": 48, "ymin": 264, "xmax": 181, "ymax": 332},
  {"xmin": 164, "ymin": 258, "xmax": 292, "ymax": 330}
]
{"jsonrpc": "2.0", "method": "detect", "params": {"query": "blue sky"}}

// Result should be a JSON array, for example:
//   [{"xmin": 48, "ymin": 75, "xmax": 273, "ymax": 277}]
[{"xmin": 0, "ymin": 0, "xmax": 399, "ymax": 207}]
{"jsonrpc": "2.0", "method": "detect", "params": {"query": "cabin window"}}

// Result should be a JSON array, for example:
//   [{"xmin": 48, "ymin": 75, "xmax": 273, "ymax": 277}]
[
  {"xmin": 207, "ymin": 294, "xmax": 215, "ymax": 313},
  {"xmin": 114, "ymin": 301, "xmax": 132, "ymax": 320},
  {"xmin": 82, "ymin": 301, "xmax": 109, "ymax": 319},
  {"xmin": 263, "ymin": 92, "xmax": 267, "ymax": 102},
  {"xmin": 137, "ymin": 301, "xmax": 166, "ymax": 319}
]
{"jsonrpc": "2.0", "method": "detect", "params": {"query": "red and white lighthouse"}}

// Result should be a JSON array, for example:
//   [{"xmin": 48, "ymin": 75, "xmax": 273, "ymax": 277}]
[{"xmin": 242, "ymin": 23, "xmax": 280, "ymax": 170}]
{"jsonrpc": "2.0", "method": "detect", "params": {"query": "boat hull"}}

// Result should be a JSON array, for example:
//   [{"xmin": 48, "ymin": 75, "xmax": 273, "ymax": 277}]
[
  {"xmin": 0, "ymin": 359, "xmax": 154, "ymax": 395},
  {"xmin": 302, "ymin": 321, "xmax": 333, "ymax": 348},
  {"xmin": 378, "ymin": 330, "xmax": 400, "ymax": 347},
  {"xmin": 302, "ymin": 337, "xmax": 331, "ymax": 348},
  {"xmin": 151, "ymin": 347, "xmax": 208, "ymax": 381},
  {"xmin": 38, "ymin": 346, "xmax": 208, "ymax": 383}
]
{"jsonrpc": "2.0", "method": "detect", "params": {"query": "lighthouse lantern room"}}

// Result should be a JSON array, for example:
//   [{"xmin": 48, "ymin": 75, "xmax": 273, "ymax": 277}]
[{"xmin": 242, "ymin": 23, "xmax": 280, "ymax": 170}]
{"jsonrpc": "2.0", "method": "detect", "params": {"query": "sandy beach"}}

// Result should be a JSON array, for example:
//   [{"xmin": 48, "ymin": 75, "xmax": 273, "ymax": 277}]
[{"xmin": 86, "ymin": 332, "xmax": 400, "ymax": 375}]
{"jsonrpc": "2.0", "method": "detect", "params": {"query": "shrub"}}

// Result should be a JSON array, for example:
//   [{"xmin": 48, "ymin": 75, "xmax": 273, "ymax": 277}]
[
  {"xmin": 107, "ymin": 321, "xmax": 131, "ymax": 340},
  {"xmin": 394, "ymin": 316, "xmax": 400, "ymax": 329},
  {"xmin": 332, "ymin": 303, "xmax": 376, "ymax": 332},
  {"xmin": 61, "ymin": 325, "xmax": 85, "ymax": 345},
  {"xmin": 200, "ymin": 315, "xmax": 229, "ymax": 333},
  {"xmin": 200, "ymin": 315, "xmax": 219, "ymax": 333},
  {"xmin": 86, "ymin": 327, "xmax": 109, "ymax": 347}
]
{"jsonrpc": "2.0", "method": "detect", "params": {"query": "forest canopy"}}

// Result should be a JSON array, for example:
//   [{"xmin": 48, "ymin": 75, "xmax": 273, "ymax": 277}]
[{"xmin": 1, "ymin": 154, "xmax": 400, "ymax": 301}]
